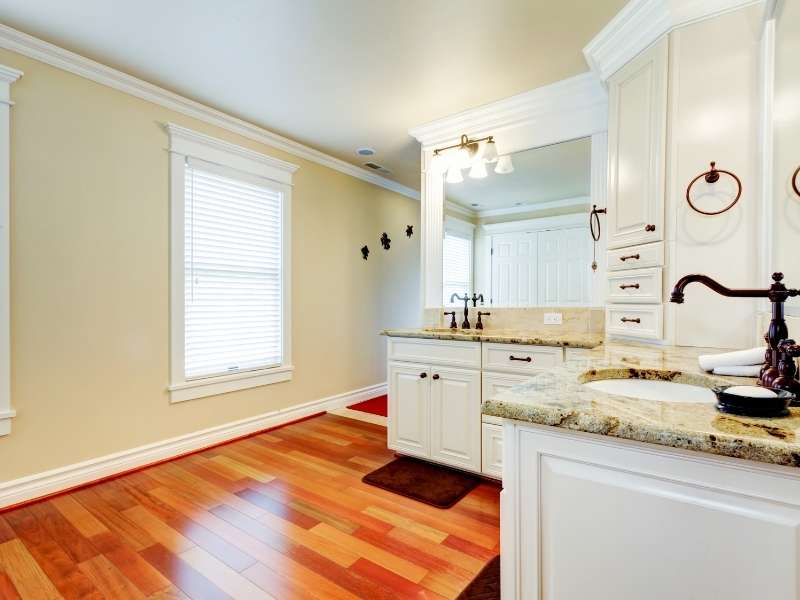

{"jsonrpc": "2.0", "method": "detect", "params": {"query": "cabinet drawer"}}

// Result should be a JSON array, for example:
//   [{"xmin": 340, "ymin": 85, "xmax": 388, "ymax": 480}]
[
  {"xmin": 482, "ymin": 371, "xmax": 533, "ymax": 402},
  {"xmin": 606, "ymin": 304, "xmax": 664, "ymax": 340},
  {"xmin": 607, "ymin": 241, "xmax": 664, "ymax": 272},
  {"xmin": 482, "ymin": 343, "xmax": 563, "ymax": 375},
  {"xmin": 481, "ymin": 423, "xmax": 503, "ymax": 479},
  {"xmin": 565, "ymin": 347, "xmax": 592, "ymax": 362},
  {"xmin": 606, "ymin": 267, "xmax": 662, "ymax": 304},
  {"xmin": 387, "ymin": 337, "xmax": 481, "ymax": 369}
]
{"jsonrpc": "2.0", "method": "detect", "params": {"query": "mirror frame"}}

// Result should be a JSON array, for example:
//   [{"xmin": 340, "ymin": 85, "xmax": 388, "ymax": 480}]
[{"xmin": 409, "ymin": 73, "xmax": 610, "ymax": 311}]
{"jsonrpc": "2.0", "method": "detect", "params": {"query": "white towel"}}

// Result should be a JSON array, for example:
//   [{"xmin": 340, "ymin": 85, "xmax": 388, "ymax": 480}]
[
  {"xmin": 711, "ymin": 365, "xmax": 762, "ymax": 377},
  {"xmin": 698, "ymin": 347, "xmax": 765, "ymax": 372}
]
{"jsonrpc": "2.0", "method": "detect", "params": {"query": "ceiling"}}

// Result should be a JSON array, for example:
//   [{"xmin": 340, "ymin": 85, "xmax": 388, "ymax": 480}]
[
  {"xmin": 446, "ymin": 137, "xmax": 591, "ymax": 211},
  {"xmin": 0, "ymin": 0, "xmax": 627, "ymax": 190}
]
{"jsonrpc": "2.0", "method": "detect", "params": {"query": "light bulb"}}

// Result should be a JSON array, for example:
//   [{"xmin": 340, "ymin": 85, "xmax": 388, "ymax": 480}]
[
  {"xmin": 429, "ymin": 152, "xmax": 447, "ymax": 174},
  {"xmin": 446, "ymin": 164, "xmax": 464, "ymax": 183},
  {"xmin": 469, "ymin": 159, "xmax": 487, "ymax": 179},
  {"xmin": 454, "ymin": 147, "xmax": 472, "ymax": 170},
  {"xmin": 482, "ymin": 140, "xmax": 499, "ymax": 164},
  {"xmin": 494, "ymin": 155, "xmax": 514, "ymax": 174}
]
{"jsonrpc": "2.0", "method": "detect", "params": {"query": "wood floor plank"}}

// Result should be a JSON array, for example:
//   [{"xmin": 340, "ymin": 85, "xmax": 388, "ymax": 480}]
[
  {"xmin": 78, "ymin": 554, "xmax": 146, "ymax": 600},
  {"xmin": 140, "ymin": 544, "xmax": 232, "ymax": 600},
  {"xmin": 0, "ymin": 413, "xmax": 499, "ymax": 599},
  {"xmin": 0, "ymin": 539, "xmax": 61, "ymax": 600}
]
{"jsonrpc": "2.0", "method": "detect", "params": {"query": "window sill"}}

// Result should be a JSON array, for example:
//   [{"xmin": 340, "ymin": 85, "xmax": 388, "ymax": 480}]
[{"xmin": 169, "ymin": 365, "xmax": 294, "ymax": 403}]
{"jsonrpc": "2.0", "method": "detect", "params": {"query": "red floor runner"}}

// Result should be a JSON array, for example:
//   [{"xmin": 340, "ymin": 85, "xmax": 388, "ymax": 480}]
[{"xmin": 347, "ymin": 395, "xmax": 388, "ymax": 417}]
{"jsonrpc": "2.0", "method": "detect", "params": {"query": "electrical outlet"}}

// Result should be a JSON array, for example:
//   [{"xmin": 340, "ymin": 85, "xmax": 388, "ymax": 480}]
[{"xmin": 544, "ymin": 312, "xmax": 563, "ymax": 325}]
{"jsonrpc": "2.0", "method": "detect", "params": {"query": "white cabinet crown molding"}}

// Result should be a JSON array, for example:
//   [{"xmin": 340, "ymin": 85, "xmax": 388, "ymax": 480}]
[
  {"xmin": 0, "ymin": 63, "xmax": 20, "ymax": 436},
  {"xmin": 584, "ymin": 0, "xmax": 763, "ymax": 82},
  {"xmin": 0, "ymin": 23, "xmax": 419, "ymax": 200},
  {"xmin": 408, "ymin": 72, "xmax": 607, "ymax": 149}
]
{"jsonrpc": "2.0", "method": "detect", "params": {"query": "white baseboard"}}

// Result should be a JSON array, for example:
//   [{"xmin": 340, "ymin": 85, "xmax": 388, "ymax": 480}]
[{"xmin": 0, "ymin": 382, "xmax": 387, "ymax": 509}]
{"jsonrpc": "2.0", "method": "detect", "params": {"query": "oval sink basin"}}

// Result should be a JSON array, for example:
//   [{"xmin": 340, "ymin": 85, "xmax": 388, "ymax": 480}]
[{"xmin": 582, "ymin": 379, "xmax": 716, "ymax": 403}]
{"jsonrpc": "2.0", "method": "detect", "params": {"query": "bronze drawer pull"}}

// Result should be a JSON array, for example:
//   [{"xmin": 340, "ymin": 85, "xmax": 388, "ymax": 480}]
[
  {"xmin": 645, "ymin": 224, "xmax": 656, "ymax": 232},
  {"xmin": 620, "ymin": 317, "xmax": 641, "ymax": 324},
  {"xmin": 619, "ymin": 253, "xmax": 640, "ymax": 261},
  {"xmin": 619, "ymin": 283, "xmax": 640, "ymax": 290},
  {"xmin": 792, "ymin": 166, "xmax": 800, "ymax": 199},
  {"xmin": 509, "ymin": 355, "xmax": 532, "ymax": 362}
]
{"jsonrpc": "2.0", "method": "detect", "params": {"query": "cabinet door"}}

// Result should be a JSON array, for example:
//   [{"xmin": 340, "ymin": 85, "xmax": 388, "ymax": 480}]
[
  {"xmin": 429, "ymin": 366, "xmax": 481, "ymax": 472},
  {"xmin": 607, "ymin": 37, "xmax": 668, "ymax": 249},
  {"xmin": 387, "ymin": 362, "xmax": 430, "ymax": 458}
]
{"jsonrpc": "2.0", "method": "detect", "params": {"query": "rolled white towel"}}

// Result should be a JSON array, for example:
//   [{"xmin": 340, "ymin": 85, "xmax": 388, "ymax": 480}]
[
  {"xmin": 698, "ymin": 347, "xmax": 765, "ymax": 372},
  {"xmin": 711, "ymin": 365, "xmax": 762, "ymax": 377}
]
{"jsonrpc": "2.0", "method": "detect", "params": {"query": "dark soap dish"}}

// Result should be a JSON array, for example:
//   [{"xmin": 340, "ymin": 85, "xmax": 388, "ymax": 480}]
[{"xmin": 712, "ymin": 385, "xmax": 795, "ymax": 418}]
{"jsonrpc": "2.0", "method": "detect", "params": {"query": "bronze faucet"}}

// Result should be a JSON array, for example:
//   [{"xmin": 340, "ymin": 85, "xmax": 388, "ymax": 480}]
[
  {"xmin": 670, "ymin": 272, "xmax": 800, "ymax": 393},
  {"xmin": 450, "ymin": 293, "xmax": 486, "ymax": 329}
]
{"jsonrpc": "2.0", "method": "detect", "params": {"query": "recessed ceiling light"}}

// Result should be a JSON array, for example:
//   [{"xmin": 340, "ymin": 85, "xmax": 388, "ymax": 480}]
[
  {"xmin": 515, "ymin": 202, "xmax": 523, "ymax": 206},
  {"xmin": 471, "ymin": 203, "xmax": 479, "ymax": 207},
  {"xmin": 356, "ymin": 147, "xmax": 376, "ymax": 156}
]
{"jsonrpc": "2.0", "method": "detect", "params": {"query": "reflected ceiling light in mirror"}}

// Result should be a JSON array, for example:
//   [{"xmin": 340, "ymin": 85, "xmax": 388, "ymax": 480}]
[
  {"xmin": 446, "ymin": 164, "xmax": 464, "ymax": 183},
  {"xmin": 469, "ymin": 159, "xmax": 487, "ymax": 179},
  {"xmin": 494, "ymin": 154, "xmax": 514, "ymax": 174}
]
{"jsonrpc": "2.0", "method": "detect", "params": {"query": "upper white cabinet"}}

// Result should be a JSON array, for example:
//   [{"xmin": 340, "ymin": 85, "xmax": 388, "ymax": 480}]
[{"xmin": 606, "ymin": 37, "xmax": 668, "ymax": 250}]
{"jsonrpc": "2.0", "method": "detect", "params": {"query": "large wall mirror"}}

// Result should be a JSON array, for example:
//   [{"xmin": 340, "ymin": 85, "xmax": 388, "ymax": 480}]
[
  {"xmin": 770, "ymin": 0, "xmax": 800, "ymax": 315},
  {"xmin": 442, "ymin": 138, "xmax": 594, "ymax": 307}
]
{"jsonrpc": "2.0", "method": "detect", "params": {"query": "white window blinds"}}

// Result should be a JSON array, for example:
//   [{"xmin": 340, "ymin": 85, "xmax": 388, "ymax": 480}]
[
  {"xmin": 442, "ymin": 231, "xmax": 473, "ymax": 306},
  {"xmin": 184, "ymin": 159, "xmax": 283, "ymax": 380}
]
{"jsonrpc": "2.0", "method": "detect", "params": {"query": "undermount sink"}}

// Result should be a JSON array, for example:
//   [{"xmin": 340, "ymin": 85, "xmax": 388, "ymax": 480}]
[{"xmin": 582, "ymin": 378, "xmax": 717, "ymax": 403}]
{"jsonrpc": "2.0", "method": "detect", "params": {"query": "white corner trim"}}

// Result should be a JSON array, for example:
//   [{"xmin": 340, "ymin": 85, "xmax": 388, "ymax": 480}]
[
  {"xmin": 583, "ymin": 0, "xmax": 762, "ymax": 81},
  {"xmin": 445, "ymin": 200, "xmax": 477, "ymax": 219},
  {"xmin": 169, "ymin": 365, "xmax": 295, "ymax": 404},
  {"xmin": 481, "ymin": 212, "xmax": 588, "ymax": 234},
  {"xmin": 0, "ymin": 62, "xmax": 20, "ymax": 438},
  {"xmin": 408, "ymin": 72, "xmax": 607, "ymax": 147},
  {"xmin": 0, "ymin": 23, "xmax": 419, "ymax": 201},
  {"xmin": 166, "ymin": 122, "xmax": 299, "ymax": 185},
  {"xmin": 0, "ymin": 382, "xmax": 387, "ymax": 509},
  {"xmin": 476, "ymin": 196, "xmax": 590, "ymax": 219}
]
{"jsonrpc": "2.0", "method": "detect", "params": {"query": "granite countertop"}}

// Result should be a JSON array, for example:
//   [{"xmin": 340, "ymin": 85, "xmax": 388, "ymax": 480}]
[
  {"xmin": 482, "ymin": 342, "xmax": 800, "ymax": 468},
  {"xmin": 381, "ymin": 328, "xmax": 604, "ymax": 349}
]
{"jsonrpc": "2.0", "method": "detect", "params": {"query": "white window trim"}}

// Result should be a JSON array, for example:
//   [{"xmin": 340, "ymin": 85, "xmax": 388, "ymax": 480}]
[
  {"xmin": 166, "ymin": 123, "xmax": 298, "ymax": 403},
  {"xmin": 0, "ymin": 64, "xmax": 22, "ymax": 436}
]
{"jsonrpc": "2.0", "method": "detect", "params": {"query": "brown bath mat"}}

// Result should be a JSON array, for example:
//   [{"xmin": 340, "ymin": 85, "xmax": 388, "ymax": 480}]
[
  {"xmin": 457, "ymin": 555, "xmax": 501, "ymax": 599},
  {"xmin": 362, "ymin": 456, "xmax": 480, "ymax": 508}
]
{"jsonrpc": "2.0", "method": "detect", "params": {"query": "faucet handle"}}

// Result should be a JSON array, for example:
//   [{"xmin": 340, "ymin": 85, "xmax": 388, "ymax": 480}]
[
  {"xmin": 778, "ymin": 339, "xmax": 800, "ymax": 357},
  {"xmin": 443, "ymin": 311, "xmax": 457, "ymax": 329}
]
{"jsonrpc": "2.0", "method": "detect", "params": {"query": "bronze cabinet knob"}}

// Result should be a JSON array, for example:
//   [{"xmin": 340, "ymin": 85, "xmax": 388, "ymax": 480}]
[
  {"xmin": 645, "ymin": 224, "xmax": 656, "ymax": 232},
  {"xmin": 420, "ymin": 372, "xmax": 427, "ymax": 379},
  {"xmin": 432, "ymin": 374, "xmax": 440, "ymax": 380}
]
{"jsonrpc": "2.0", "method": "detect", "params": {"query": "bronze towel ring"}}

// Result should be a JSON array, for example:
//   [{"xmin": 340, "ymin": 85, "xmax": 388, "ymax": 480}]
[
  {"xmin": 685, "ymin": 161, "xmax": 742, "ymax": 216},
  {"xmin": 792, "ymin": 166, "xmax": 800, "ymax": 199}
]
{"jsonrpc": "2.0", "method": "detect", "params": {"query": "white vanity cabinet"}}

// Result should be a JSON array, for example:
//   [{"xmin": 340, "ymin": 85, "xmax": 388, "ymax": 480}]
[
  {"xmin": 387, "ymin": 336, "xmax": 565, "ymax": 478},
  {"xmin": 501, "ymin": 422, "xmax": 800, "ymax": 600}
]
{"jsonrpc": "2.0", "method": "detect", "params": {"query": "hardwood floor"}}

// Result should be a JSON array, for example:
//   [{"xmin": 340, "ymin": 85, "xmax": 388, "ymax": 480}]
[{"xmin": 0, "ymin": 413, "xmax": 500, "ymax": 599}]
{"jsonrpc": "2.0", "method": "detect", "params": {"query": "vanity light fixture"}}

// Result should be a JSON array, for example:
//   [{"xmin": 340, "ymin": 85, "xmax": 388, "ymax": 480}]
[{"xmin": 432, "ymin": 134, "xmax": 508, "ymax": 183}]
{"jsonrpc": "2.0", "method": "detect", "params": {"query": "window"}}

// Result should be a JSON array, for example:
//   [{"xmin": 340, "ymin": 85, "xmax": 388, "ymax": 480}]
[
  {"xmin": 168, "ymin": 124, "xmax": 298, "ymax": 402},
  {"xmin": 442, "ymin": 217, "xmax": 474, "ymax": 306}
]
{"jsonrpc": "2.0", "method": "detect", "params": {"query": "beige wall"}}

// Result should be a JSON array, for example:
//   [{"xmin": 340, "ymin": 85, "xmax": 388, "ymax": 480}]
[{"xmin": 0, "ymin": 49, "xmax": 420, "ymax": 482}]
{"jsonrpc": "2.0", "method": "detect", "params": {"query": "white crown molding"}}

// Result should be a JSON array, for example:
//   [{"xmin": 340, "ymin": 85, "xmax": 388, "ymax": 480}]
[
  {"xmin": 444, "ymin": 200, "xmax": 477, "ymax": 219},
  {"xmin": 0, "ymin": 23, "xmax": 419, "ymax": 200},
  {"xmin": 0, "ymin": 382, "xmax": 386, "ymax": 509},
  {"xmin": 408, "ymin": 72, "xmax": 607, "ymax": 148},
  {"xmin": 584, "ymin": 0, "xmax": 762, "ymax": 81},
  {"xmin": 476, "ymin": 196, "xmax": 590, "ymax": 219},
  {"xmin": 481, "ymin": 212, "xmax": 588, "ymax": 234}
]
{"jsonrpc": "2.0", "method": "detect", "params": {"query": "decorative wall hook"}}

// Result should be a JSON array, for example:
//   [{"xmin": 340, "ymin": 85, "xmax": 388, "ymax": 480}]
[
  {"xmin": 361, "ymin": 245, "xmax": 369, "ymax": 260},
  {"xmin": 406, "ymin": 225, "xmax": 413, "ymax": 238},
  {"xmin": 686, "ymin": 161, "xmax": 742, "ymax": 215},
  {"xmin": 380, "ymin": 233, "xmax": 391, "ymax": 250},
  {"xmin": 792, "ymin": 166, "xmax": 799, "ymax": 199}
]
